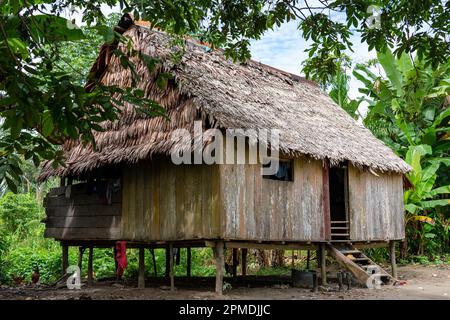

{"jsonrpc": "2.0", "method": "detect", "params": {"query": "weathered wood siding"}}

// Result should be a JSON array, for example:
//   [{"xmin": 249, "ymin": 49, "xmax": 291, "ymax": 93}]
[
  {"xmin": 220, "ymin": 158, "xmax": 325, "ymax": 241},
  {"xmin": 121, "ymin": 158, "xmax": 221, "ymax": 241},
  {"xmin": 44, "ymin": 184, "xmax": 122, "ymax": 240},
  {"xmin": 348, "ymin": 165, "xmax": 405, "ymax": 241}
]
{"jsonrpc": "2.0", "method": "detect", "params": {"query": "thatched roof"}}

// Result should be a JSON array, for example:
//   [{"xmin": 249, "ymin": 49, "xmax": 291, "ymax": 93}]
[{"xmin": 39, "ymin": 24, "xmax": 410, "ymax": 180}]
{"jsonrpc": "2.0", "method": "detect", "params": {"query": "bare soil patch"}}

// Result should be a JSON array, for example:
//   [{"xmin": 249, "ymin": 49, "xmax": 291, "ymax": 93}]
[{"xmin": 0, "ymin": 265, "xmax": 448, "ymax": 300}]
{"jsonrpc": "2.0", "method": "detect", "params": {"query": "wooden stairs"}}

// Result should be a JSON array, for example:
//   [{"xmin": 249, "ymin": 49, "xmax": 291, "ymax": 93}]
[
  {"xmin": 327, "ymin": 244, "xmax": 395, "ymax": 287},
  {"xmin": 330, "ymin": 221, "xmax": 350, "ymax": 242}
]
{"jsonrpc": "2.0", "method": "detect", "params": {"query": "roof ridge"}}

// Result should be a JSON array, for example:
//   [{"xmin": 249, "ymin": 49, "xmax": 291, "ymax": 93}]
[{"xmin": 133, "ymin": 22, "xmax": 317, "ymax": 87}]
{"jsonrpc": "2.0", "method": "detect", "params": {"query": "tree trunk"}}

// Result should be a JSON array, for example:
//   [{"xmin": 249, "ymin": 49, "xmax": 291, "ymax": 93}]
[
  {"xmin": 271, "ymin": 250, "xmax": 285, "ymax": 267},
  {"xmin": 254, "ymin": 249, "xmax": 269, "ymax": 267}
]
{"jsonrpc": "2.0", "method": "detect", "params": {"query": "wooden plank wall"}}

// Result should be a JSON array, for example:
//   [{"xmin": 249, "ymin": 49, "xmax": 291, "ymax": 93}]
[
  {"xmin": 348, "ymin": 165, "xmax": 405, "ymax": 241},
  {"xmin": 44, "ymin": 184, "xmax": 122, "ymax": 240},
  {"xmin": 220, "ymin": 157, "xmax": 325, "ymax": 241},
  {"xmin": 121, "ymin": 158, "xmax": 221, "ymax": 241}
]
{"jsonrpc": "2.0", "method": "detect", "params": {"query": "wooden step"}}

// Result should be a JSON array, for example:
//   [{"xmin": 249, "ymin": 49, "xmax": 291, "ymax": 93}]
[
  {"xmin": 361, "ymin": 264, "xmax": 379, "ymax": 270},
  {"xmin": 339, "ymin": 250, "xmax": 360, "ymax": 255},
  {"xmin": 331, "ymin": 233, "xmax": 350, "ymax": 237},
  {"xmin": 331, "ymin": 221, "xmax": 349, "ymax": 224},
  {"xmin": 352, "ymin": 257, "xmax": 369, "ymax": 262},
  {"xmin": 331, "ymin": 227, "xmax": 349, "ymax": 230}
]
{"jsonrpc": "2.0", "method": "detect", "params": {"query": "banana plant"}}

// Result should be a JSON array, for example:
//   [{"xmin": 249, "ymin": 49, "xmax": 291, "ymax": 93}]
[
  {"xmin": 404, "ymin": 145, "xmax": 449, "ymax": 215},
  {"xmin": 351, "ymin": 49, "xmax": 450, "ymax": 256}
]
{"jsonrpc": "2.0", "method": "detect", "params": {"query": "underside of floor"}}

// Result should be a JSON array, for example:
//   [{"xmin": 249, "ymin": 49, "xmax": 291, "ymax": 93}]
[{"xmin": 57, "ymin": 239, "xmax": 400, "ymax": 294}]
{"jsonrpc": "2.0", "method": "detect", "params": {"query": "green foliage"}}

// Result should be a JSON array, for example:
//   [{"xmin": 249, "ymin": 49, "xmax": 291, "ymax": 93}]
[
  {"xmin": 0, "ymin": 192, "xmax": 43, "ymax": 240},
  {"xmin": 4, "ymin": 245, "xmax": 62, "ymax": 283},
  {"xmin": 323, "ymin": 56, "xmax": 362, "ymax": 119},
  {"xmin": 0, "ymin": 7, "xmax": 165, "ymax": 191},
  {"xmin": 351, "ymin": 50, "xmax": 449, "ymax": 257}
]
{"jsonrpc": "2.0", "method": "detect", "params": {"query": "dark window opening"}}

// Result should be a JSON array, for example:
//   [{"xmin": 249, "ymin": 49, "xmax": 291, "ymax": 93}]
[{"xmin": 263, "ymin": 159, "xmax": 293, "ymax": 181}]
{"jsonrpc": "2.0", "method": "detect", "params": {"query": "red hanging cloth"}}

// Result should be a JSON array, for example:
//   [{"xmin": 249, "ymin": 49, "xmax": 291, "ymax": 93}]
[{"xmin": 114, "ymin": 241, "xmax": 128, "ymax": 278}]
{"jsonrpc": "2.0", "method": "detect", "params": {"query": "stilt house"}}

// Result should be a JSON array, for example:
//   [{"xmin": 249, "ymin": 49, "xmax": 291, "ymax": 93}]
[{"xmin": 39, "ymin": 19, "xmax": 411, "ymax": 292}]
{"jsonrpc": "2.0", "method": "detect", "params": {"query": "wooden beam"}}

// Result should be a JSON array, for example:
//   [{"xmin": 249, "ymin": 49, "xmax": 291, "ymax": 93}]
[
  {"xmin": 169, "ymin": 243, "xmax": 175, "ymax": 291},
  {"xmin": 87, "ymin": 246, "xmax": 93, "ymax": 286},
  {"xmin": 232, "ymin": 248, "xmax": 238, "ymax": 278},
  {"xmin": 138, "ymin": 247, "xmax": 145, "ymax": 288},
  {"xmin": 215, "ymin": 241, "xmax": 224, "ymax": 295},
  {"xmin": 62, "ymin": 243, "xmax": 69, "ymax": 275},
  {"xmin": 151, "ymin": 249, "xmax": 157, "ymax": 277},
  {"xmin": 225, "ymin": 241, "xmax": 315, "ymax": 251},
  {"xmin": 186, "ymin": 247, "xmax": 192, "ymax": 277},
  {"xmin": 241, "ymin": 248, "xmax": 247, "ymax": 276},
  {"xmin": 390, "ymin": 241, "xmax": 397, "ymax": 279}
]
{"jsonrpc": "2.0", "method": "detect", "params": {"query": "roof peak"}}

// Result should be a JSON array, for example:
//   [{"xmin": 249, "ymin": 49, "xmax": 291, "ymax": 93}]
[{"xmin": 133, "ymin": 21, "xmax": 316, "ymax": 87}]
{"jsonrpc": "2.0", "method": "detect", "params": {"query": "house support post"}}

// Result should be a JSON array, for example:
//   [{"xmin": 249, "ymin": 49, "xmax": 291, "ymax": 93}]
[
  {"xmin": 78, "ymin": 246, "xmax": 85, "ymax": 277},
  {"xmin": 61, "ymin": 243, "xmax": 69, "ymax": 276},
  {"xmin": 169, "ymin": 243, "xmax": 175, "ymax": 291},
  {"xmin": 306, "ymin": 250, "xmax": 311, "ymax": 270},
  {"xmin": 138, "ymin": 247, "xmax": 145, "ymax": 288},
  {"xmin": 232, "ymin": 248, "xmax": 238, "ymax": 278},
  {"xmin": 151, "ymin": 249, "xmax": 157, "ymax": 277},
  {"xmin": 87, "ymin": 246, "xmax": 94, "ymax": 286},
  {"xmin": 186, "ymin": 247, "xmax": 192, "ymax": 277},
  {"xmin": 389, "ymin": 241, "xmax": 397, "ymax": 279},
  {"xmin": 319, "ymin": 244, "xmax": 327, "ymax": 285},
  {"xmin": 241, "ymin": 248, "xmax": 247, "ymax": 276},
  {"xmin": 215, "ymin": 241, "xmax": 224, "ymax": 295},
  {"xmin": 165, "ymin": 245, "xmax": 170, "ymax": 278}
]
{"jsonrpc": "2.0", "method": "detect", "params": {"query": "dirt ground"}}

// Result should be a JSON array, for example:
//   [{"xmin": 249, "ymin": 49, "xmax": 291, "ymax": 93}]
[{"xmin": 0, "ymin": 264, "xmax": 449, "ymax": 300}]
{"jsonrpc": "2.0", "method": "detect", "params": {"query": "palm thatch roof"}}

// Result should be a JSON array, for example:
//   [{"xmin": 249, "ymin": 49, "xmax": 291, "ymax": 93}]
[{"xmin": 39, "ymin": 23, "xmax": 410, "ymax": 180}]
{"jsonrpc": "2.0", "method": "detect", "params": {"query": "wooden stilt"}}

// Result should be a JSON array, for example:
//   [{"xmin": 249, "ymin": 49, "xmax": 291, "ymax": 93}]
[
  {"xmin": 232, "ymin": 248, "xmax": 238, "ymax": 278},
  {"xmin": 151, "ymin": 249, "xmax": 157, "ymax": 277},
  {"xmin": 389, "ymin": 241, "xmax": 397, "ymax": 279},
  {"xmin": 291, "ymin": 250, "xmax": 295, "ymax": 269},
  {"xmin": 241, "ymin": 248, "xmax": 247, "ymax": 276},
  {"xmin": 87, "ymin": 246, "xmax": 94, "ymax": 286},
  {"xmin": 306, "ymin": 250, "xmax": 310, "ymax": 270},
  {"xmin": 320, "ymin": 244, "xmax": 327, "ymax": 285},
  {"xmin": 77, "ymin": 246, "xmax": 85, "ymax": 276},
  {"xmin": 165, "ymin": 245, "xmax": 170, "ymax": 278},
  {"xmin": 215, "ymin": 241, "xmax": 224, "ymax": 295},
  {"xmin": 169, "ymin": 243, "xmax": 175, "ymax": 291},
  {"xmin": 138, "ymin": 247, "xmax": 145, "ymax": 288},
  {"xmin": 186, "ymin": 247, "xmax": 192, "ymax": 277},
  {"xmin": 62, "ymin": 243, "xmax": 69, "ymax": 275}
]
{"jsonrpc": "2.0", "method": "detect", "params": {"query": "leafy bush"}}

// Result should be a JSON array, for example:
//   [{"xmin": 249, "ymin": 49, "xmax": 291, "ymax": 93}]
[
  {"xmin": 5, "ymin": 246, "xmax": 62, "ymax": 283},
  {"xmin": 0, "ymin": 192, "xmax": 44, "ymax": 241}
]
